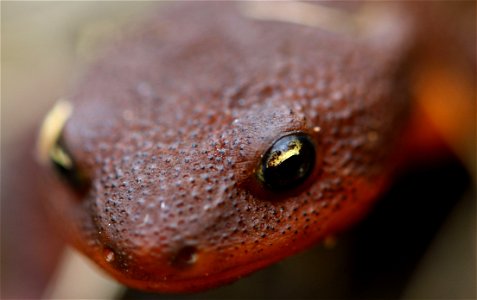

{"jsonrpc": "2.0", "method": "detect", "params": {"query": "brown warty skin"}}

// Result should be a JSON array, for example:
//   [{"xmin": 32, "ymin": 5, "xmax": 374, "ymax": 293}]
[{"xmin": 41, "ymin": 2, "xmax": 416, "ymax": 292}]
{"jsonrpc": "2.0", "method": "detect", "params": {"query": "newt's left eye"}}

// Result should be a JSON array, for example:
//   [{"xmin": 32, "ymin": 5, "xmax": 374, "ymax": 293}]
[
  {"xmin": 257, "ymin": 132, "xmax": 316, "ymax": 191},
  {"xmin": 48, "ymin": 134, "xmax": 90, "ymax": 193},
  {"xmin": 37, "ymin": 100, "xmax": 90, "ymax": 194}
]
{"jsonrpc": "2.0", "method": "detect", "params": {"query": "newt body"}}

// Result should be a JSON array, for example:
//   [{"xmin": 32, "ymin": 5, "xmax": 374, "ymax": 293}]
[{"xmin": 36, "ymin": 2, "xmax": 454, "ymax": 293}]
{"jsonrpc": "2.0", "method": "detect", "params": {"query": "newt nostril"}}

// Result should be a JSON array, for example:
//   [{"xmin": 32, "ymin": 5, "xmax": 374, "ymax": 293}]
[
  {"xmin": 171, "ymin": 245, "xmax": 198, "ymax": 268},
  {"xmin": 103, "ymin": 247, "xmax": 116, "ymax": 263}
]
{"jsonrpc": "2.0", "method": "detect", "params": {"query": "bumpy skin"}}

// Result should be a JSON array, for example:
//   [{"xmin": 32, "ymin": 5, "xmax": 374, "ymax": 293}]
[{"xmin": 42, "ymin": 3, "xmax": 412, "ymax": 292}]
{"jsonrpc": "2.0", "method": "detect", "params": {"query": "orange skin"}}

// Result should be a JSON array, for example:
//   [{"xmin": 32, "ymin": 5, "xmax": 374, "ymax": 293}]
[{"xmin": 37, "ymin": 2, "xmax": 470, "ymax": 293}]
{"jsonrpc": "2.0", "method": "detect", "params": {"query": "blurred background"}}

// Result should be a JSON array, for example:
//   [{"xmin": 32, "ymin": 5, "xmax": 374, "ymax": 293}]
[{"xmin": 2, "ymin": 2, "xmax": 475, "ymax": 299}]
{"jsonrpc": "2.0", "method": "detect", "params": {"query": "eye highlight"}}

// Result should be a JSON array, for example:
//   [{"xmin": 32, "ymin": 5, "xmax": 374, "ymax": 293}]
[{"xmin": 257, "ymin": 133, "xmax": 316, "ymax": 191}]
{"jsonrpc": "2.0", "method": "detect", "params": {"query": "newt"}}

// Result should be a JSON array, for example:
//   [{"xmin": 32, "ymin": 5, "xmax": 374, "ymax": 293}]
[{"xmin": 32, "ymin": 2, "xmax": 474, "ymax": 294}]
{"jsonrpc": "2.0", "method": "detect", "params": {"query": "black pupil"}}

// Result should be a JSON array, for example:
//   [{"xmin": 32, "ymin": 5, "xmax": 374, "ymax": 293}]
[{"xmin": 258, "ymin": 133, "xmax": 315, "ymax": 190}]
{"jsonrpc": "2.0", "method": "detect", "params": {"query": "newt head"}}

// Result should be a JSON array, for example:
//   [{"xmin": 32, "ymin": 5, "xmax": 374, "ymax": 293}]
[{"xmin": 37, "ymin": 2, "xmax": 412, "ymax": 292}]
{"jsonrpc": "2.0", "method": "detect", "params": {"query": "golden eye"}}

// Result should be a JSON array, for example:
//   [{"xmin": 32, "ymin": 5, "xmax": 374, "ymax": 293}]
[
  {"xmin": 257, "ymin": 132, "xmax": 316, "ymax": 191},
  {"xmin": 37, "ymin": 100, "xmax": 89, "ymax": 193}
]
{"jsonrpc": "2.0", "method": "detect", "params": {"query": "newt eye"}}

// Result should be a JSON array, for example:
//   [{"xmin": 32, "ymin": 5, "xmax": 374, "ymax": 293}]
[
  {"xmin": 37, "ymin": 100, "xmax": 90, "ymax": 194},
  {"xmin": 257, "ymin": 132, "xmax": 316, "ymax": 191},
  {"xmin": 49, "ymin": 135, "xmax": 90, "ymax": 193}
]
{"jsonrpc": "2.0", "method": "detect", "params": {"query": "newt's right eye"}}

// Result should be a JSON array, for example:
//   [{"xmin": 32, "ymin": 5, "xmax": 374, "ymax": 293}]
[
  {"xmin": 37, "ymin": 100, "xmax": 90, "ymax": 194},
  {"xmin": 256, "ymin": 132, "xmax": 317, "ymax": 191}
]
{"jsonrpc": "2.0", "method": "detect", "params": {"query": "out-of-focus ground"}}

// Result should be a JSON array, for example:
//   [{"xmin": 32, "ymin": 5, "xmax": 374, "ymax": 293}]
[{"xmin": 1, "ymin": 2, "xmax": 476, "ymax": 299}]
